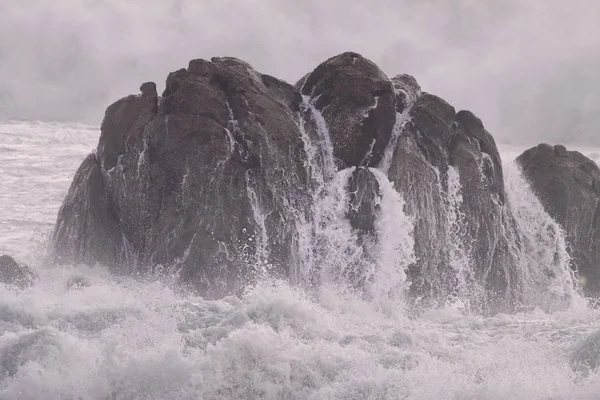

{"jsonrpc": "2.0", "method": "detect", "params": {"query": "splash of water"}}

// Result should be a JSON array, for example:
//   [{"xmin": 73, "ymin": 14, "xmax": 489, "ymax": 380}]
[
  {"xmin": 3, "ymin": 121, "xmax": 600, "ymax": 399},
  {"xmin": 369, "ymin": 168, "xmax": 415, "ymax": 314},
  {"xmin": 503, "ymin": 159, "xmax": 580, "ymax": 311},
  {"xmin": 294, "ymin": 95, "xmax": 416, "ymax": 306}
]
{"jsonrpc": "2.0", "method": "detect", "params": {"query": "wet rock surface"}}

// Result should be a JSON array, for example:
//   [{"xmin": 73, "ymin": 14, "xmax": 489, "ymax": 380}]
[
  {"xmin": 54, "ymin": 52, "xmax": 573, "ymax": 313},
  {"xmin": 517, "ymin": 144, "xmax": 600, "ymax": 296},
  {"xmin": 388, "ymin": 92, "xmax": 518, "ymax": 312},
  {"xmin": 0, "ymin": 255, "xmax": 35, "ymax": 289},
  {"xmin": 298, "ymin": 52, "xmax": 396, "ymax": 169}
]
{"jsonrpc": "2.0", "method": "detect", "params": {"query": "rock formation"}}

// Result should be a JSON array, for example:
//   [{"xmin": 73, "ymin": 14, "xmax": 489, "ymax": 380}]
[
  {"xmin": 517, "ymin": 144, "xmax": 600, "ymax": 296},
  {"xmin": 56, "ymin": 56, "xmax": 312, "ymax": 297},
  {"xmin": 297, "ymin": 52, "xmax": 396, "ymax": 169},
  {"xmin": 54, "ymin": 51, "xmax": 556, "ymax": 313},
  {"xmin": 386, "ymin": 83, "xmax": 520, "ymax": 312},
  {"xmin": 0, "ymin": 255, "xmax": 35, "ymax": 289}
]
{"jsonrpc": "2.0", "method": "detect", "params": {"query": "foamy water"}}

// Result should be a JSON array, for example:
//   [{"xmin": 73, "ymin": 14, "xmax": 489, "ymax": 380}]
[{"xmin": 2, "ymin": 122, "xmax": 600, "ymax": 399}]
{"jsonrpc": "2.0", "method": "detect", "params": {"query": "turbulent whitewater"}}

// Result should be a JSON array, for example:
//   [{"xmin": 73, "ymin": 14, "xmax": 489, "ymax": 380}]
[
  {"xmin": 2, "ymin": 120, "xmax": 600, "ymax": 399},
  {"xmin": 2, "ymin": 51, "xmax": 600, "ymax": 399}
]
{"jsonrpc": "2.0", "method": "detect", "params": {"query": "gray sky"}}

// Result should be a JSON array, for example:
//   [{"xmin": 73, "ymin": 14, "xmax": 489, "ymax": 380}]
[{"xmin": 1, "ymin": 0, "xmax": 599, "ymax": 144}]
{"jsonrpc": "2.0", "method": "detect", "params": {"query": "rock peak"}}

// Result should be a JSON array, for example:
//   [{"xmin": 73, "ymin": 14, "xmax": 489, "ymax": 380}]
[{"xmin": 139, "ymin": 81, "xmax": 157, "ymax": 99}]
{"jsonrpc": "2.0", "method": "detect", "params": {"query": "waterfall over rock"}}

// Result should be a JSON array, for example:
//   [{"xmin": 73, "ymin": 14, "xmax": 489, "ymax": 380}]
[
  {"xmin": 297, "ymin": 52, "xmax": 396, "ymax": 169},
  {"xmin": 53, "ymin": 52, "xmax": 579, "ymax": 314},
  {"xmin": 517, "ymin": 144, "xmax": 600, "ymax": 297}
]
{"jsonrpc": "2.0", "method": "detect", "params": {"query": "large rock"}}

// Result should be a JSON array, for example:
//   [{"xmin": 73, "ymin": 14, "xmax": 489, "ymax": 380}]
[
  {"xmin": 296, "ymin": 53, "xmax": 398, "ymax": 248},
  {"xmin": 388, "ymin": 88, "xmax": 520, "ymax": 313},
  {"xmin": 54, "ymin": 51, "xmax": 548, "ymax": 314},
  {"xmin": 55, "ymin": 56, "xmax": 311, "ymax": 297},
  {"xmin": 53, "ymin": 153, "xmax": 125, "ymax": 268},
  {"xmin": 53, "ymin": 52, "xmax": 403, "ymax": 298},
  {"xmin": 298, "ymin": 52, "xmax": 396, "ymax": 169},
  {"xmin": 517, "ymin": 144, "xmax": 600, "ymax": 296},
  {"xmin": 0, "ymin": 255, "xmax": 35, "ymax": 289},
  {"xmin": 347, "ymin": 167, "xmax": 380, "ymax": 236}
]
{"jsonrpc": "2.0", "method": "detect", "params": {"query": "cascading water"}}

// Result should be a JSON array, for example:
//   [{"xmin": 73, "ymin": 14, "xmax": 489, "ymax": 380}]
[
  {"xmin": 294, "ymin": 95, "xmax": 416, "ymax": 309},
  {"xmin": 379, "ymin": 105, "xmax": 413, "ymax": 175},
  {"xmin": 443, "ymin": 165, "xmax": 482, "ymax": 310},
  {"xmin": 502, "ymin": 158, "xmax": 580, "ymax": 310},
  {"xmin": 295, "ymin": 95, "xmax": 379, "ymax": 293},
  {"xmin": 369, "ymin": 168, "xmax": 415, "ymax": 313},
  {"xmin": 376, "ymin": 76, "xmax": 580, "ymax": 314},
  {"xmin": 244, "ymin": 170, "xmax": 270, "ymax": 269}
]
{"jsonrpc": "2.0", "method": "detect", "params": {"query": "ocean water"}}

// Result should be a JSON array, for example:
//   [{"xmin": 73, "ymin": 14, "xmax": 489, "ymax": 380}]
[{"xmin": 2, "ymin": 121, "xmax": 600, "ymax": 399}]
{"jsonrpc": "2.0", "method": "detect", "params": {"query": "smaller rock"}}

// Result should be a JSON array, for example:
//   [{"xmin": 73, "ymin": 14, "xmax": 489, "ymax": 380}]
[
  {"xmin": 391, "ymin": 74, "xmax": 421, "ymax": 113},
  {"xmin": 140, "ymin": 82, "xmax": 159, "ymax": 114},
  {"xmin": 536, "ymin": 143, "xmax": 553, "ymax": 153},
  {"xmin": 139, "ymin": 81, "xmax": 158, "ymax": 99},
  {"xmin": 298, "ymin": 52, "xmax": 396, "ymax": 168},
  {"xmin": 553, "ymin": 144, "xmax": 568, "ymax": 157},
  {"xmin": 517, "ymin": 144, "xmax": 600, "ymax": 296},
  {"xmin": 210, "ymin": 56, "xmax": 254, "ymax": 70},
  {"xmin": 0, "ymin": 255, "xmax": 35, "ymax": 289},
  {"xmin": 347, "ymin": 167, "xmax": 381, "ymax": 235}
]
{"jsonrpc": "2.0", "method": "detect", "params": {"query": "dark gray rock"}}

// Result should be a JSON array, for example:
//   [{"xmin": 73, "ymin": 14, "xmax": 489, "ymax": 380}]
[
  {"xmin": 517, "ymin": 144, "xmax": 600, "ymax": 296},
  {"xmin": 449, "ymin": 110, "xmax": 519, "ymax": 310},
  {"xmin": 389, "ymin": 128, "xmax": 451, "ymax": 310},
  {"xmin": 388, "ymin": 89, "xmax": 520, "ymax": 313},
  {"xmin": 298, "ymin": 52, "xmax": 396, "ymax": 169},
  {"xmin": 139, "ymin": 81, "xmax": 157, "ymax": 99},
  {"xmin": 0, "ymin": 255, "xmax": 35, "ymax": 289},
  {"xmin": 54, "ymin": 56, "xmax": 311, "ymax": 297},
  {"xmin": 347, "ymin": 167, "xmax": 381, "ymax": 237},
  {"xmin": 53, "ymin": 153, "xmax": 125, "ymax": 268},
  {"xmin": 53, "ymin": 52, "xmax": 542, "ymax": 314},
  {"xmin": 140, "ymin": 81, "xmax": 158, "ymax": 113},
  {"xmin": 391, "ymin": 74, "xmax": 421, "ymax": 113}
]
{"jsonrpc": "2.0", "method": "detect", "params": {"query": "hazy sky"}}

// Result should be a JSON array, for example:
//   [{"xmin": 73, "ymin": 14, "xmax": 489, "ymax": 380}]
[{"xmin": 1, "ymin": 0, "xmax": 599, "ymax": 144}]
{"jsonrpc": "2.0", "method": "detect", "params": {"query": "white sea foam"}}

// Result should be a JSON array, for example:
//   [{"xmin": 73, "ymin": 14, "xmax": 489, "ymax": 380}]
[{"xmin": 2, "ymin": 122, "xmax": 600, "ymax": 399}]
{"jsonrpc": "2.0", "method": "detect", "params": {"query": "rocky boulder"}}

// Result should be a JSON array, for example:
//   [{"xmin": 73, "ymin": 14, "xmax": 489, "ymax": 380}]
[
  {"xmin": 517, "ymin": 144, "xmax": 600, "ymax": 296},
  {"xmin": 55, "ymin": 56, "xmax": 311, "ymax": 297},
  {"xmin": 53, "ymin": 153, "xmax": 124, "ymax": 268},
  {"xmin": 296, "ymin": 53, "xmax": 398, "ymax": 248},
  {"xmin": 0, "ymin": 255, "xmax": 35, "ymax": 289},
  {"xmin": 54, "ymin": 51, "xmax": 545, "ymax": 314},
  {"xmin": 298, "ymin": 52, "xmax": 396, "ymax": 169},
  {"xmin": 387, "ymin": 89, "xmax": 520, "ymax": 313}
]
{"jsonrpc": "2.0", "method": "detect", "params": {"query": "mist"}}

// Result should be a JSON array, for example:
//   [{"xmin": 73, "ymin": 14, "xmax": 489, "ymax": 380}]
[{"xmin": 1, "ymin": 0, "xmax": 599, "ymax": 144}]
